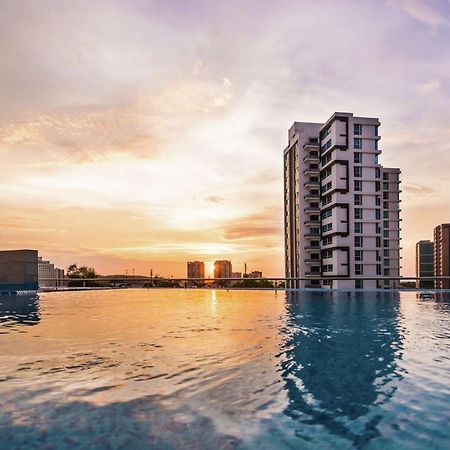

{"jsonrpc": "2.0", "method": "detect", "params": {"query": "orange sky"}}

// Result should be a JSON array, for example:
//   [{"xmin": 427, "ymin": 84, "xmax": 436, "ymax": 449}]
[{"xmin": 1, "ymin": 0, "xmax": 450, "ymax": 277}]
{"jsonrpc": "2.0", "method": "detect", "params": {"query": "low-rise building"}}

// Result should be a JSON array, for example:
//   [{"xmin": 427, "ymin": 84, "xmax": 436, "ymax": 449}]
[
  {"xmin": 0, "ymin": 249, "xmax": 38, "ymax": 292},
  {"xmin": 38, "ymin": 257, "xmax": 65, "ymax": 288}
]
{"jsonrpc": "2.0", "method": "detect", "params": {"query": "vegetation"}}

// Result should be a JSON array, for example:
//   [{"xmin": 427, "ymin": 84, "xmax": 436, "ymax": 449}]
[
  {"xmin": 232, "ymin": 279, "xmax": 275, "ymax": 289},
  {"xmin": 67, "ymin": 264, "xmax": 103, "ymax": 287}
]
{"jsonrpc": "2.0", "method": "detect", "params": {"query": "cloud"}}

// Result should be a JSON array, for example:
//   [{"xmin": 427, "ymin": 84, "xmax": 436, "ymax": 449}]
[
  {"xmin": 387, "ymin": 0, "xmax": 449, "ymax": 28},
  {"xmin": 223, "ymin": 208, "xmax": 282, "ymax": 240},
  {"xmin": 419, "ymin": 78, "xmax": 441, "ymax": 94},
  {"xmin": 204, "ymin": 195, "xmax": 226, "ymax": 204},
  {"xmin": 403, "ymin": 184, "xmax": 436, "ymax": 195}
]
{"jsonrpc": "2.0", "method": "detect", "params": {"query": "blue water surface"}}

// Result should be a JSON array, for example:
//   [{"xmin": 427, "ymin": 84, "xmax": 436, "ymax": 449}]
[{"xmin": 0, "ymin": 289, "xmax": 449, "ymax": 449}]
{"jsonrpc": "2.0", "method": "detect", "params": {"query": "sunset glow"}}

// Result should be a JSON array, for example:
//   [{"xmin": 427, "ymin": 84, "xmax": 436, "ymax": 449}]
[{"xmin": 1, "ymin": 0, "xmax": 450, "ymax": 276}]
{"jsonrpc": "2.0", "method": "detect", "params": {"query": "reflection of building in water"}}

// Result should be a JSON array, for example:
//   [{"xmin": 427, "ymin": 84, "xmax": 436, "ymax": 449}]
[
  {"xmin": 0, "ymin": 295, "xmax": 40, "ymax": 327},
  {"xmin": 38, "ymin": 257, "xmax": 65, "ymax": 288},
  {"xmin": 280, "ymin": 290, "xmax": 402, "ymax": 445}
]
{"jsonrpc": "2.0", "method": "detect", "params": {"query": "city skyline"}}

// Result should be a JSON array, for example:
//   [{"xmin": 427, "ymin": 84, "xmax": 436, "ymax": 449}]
[{"xmin": 1, "ymin": 1, "xmax": 450, "ymax": 277}]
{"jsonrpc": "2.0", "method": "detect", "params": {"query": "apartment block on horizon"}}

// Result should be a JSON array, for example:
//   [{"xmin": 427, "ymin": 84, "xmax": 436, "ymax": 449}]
[
  {"xmin": 415, "ymin": 240, "xmax": 434, "ymax": 289},
  {"xmin": 433, "ymin": 224, "xmax": 450, "ymax": 290},
  {"xmin": 283, "ymin": 112, "xmax": 401, "ymax": 289},
  {"xmin": 214, "ymin": 260, "xmax": 232, "ymax": 279},
  {"xmin": 248, "ymin": 271, "xmax": 263, "ymax": 279},
  {"xmin": 38, "ymin": 257, "xmax": 65, "ymax": 288},
  {"xmin": 187, "ymin": 261, "xmax": 205, "ymax": 279}
]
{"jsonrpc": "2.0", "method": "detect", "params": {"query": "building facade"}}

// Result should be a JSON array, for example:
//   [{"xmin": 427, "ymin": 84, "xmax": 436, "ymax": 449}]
[
  {"xmin": 38, "ymin": 257, "xmax": 65, "ymax": 288},
  {"xmin": 283, "ymin": 112, "xmax": 401, "ymax": 289},
  {"xmin": 214, "ymin": 260, "xmax": 232, "ymax": 279},
  {"xmin": 0, "ymin": 249, "xmax": 39, "ymax": 292},
  {"xmin": 187, "ymin": 261, "xmax": 205, "ymax": 279},
  {"xmin": 248, "ymin": 271, "xmax": 263, "ymax": 279},
  {"xmin": 433, "ymin": 224, "xmax": 450, "ymax": 289},
  {"xmin": 415, "ymin": 240, "xmax": 434, "ymax": 289}
]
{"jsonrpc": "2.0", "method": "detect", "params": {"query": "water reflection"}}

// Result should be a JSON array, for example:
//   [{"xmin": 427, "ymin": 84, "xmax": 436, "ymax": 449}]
[
  {"xmin": 0, "ymin": 295, "xmax": 40, "ymax": 330},
  {"xmin": 280, "ymin": 290, "xmax": 403, "ymax": 446}
]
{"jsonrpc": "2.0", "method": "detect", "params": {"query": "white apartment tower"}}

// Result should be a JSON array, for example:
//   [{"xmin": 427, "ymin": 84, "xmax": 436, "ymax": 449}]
[{"xmin": 283, "ymin": 112, "xmax": 401, "ymax": 289}]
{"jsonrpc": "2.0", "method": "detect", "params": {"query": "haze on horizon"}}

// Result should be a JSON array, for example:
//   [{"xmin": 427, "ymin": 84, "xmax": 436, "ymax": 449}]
[{"xmin": 1, "ymin": 0, "xmax": 449, "ymax": 277}]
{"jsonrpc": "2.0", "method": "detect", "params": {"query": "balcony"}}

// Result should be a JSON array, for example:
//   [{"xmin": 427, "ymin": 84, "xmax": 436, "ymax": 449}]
[
  {"xmin": 304, "ymin": 207, "xmax": 320, "ymax": 214},
  {"xmin": 305, "ymin": 271, "xmax": 321, "ymax": 277},
  {"xmin": 303, "ymin": 154, "xmax": 319, "ymax": 163},
  {"xmin": 305, "ymin": 246, "xmax": 321, "ymax": 252},
  {"xmin": 304, "ymin": 181, "xmax": 320, "ymax": 188},
  {"xmin": 303, "ymin": 167, "xmax": 319, "ymax": 175},
  {"xmin": 304, "ymin": 232, "xmax": 320, "ymax": 239},
  {"xmin": 304, "ymin": 220, "xmax": 320, "ymax": 226},
  {"xmin": 305, "ymin": 258, "xmax": 321, "ymax": 264},
  {"xmin": 304, "ymin": 193, "xmax": 320, "ymax": 201}
]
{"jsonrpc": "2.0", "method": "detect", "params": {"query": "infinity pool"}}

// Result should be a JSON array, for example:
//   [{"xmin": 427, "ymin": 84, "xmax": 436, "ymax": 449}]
[{"xmin": 0, "ymin": 289, "xmax": 449, "ymax": 449}]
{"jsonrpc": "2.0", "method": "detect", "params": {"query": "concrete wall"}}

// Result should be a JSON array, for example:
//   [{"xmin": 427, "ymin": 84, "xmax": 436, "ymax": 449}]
[{"xmin": 0, "ymin": 249, "xmax": 39, "ymax": 291}]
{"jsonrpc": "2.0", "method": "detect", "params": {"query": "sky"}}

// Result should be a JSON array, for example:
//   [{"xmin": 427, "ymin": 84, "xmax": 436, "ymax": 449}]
[{"xmin": 1, "ymin": 0, "xmax": 450, "ymax": 277}]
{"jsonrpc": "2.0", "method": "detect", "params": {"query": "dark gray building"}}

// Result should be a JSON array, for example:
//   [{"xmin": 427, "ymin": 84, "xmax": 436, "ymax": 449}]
[
  {"xmin": 0, "ymin": 250, "xmax": 39, "ymax": 293},
  {"xmin": 415, "ymin": 240, "xmax": 434, "ymax": 289}
]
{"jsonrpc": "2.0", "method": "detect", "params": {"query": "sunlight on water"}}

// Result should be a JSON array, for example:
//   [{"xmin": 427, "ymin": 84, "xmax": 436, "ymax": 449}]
[{"xmin": 0, "ymin": 289, "xmax": 449, "ymax": 449}]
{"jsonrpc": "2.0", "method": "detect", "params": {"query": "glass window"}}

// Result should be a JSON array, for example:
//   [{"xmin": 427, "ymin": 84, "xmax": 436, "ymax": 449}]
[
  {"xmin": 354, "ymin": 194, "xmax": 362, "ymax": 205},
  {"xmin": 354, "ymin": 166, "xmax": 362, "ymax": 178},
  {"xmin": 355, "ymin": 264, "xmax": 363, "ymax": 275},
  {"xmin": 355, "ymin": 250, "xmax": 363, "ymax": 261},
  {"xmin": 355, "ymin": 222, "xmax": 363, "ymax": 233},
  {"xmin": 354, "ymin": 180, "xmax": 362, "ymax": 192},
  {"xmin": 355, "ymin": 236, "xmax": 363, "ymax": 247},
  {"xmin": 354, "ymin": 138, "xmax": 362, "ymax": 149},
  {"xmin": 354, "ymin": 152, "xmax": 362, "ymax": 163},
  {"xmin": 354, "ymin": 208, "xmax": 362, "ymax": 220},
  {"xmin": 354, "ymin": 124, "xmax": 362, "ymax": 135}
]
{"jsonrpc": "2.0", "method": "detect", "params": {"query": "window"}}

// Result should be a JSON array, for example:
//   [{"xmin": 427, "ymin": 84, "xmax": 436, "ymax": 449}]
[
  {"xmin": 322, "ymin": 195, "xmax": 332, "ymax": 206},
  {"xmin": 311, "ymin": 215, "xmax": 319, "ymax": 221},
  {"xmin": 376, "ymin": 264, "xmax": 381, "ymax": 275},
  {"xmin": 311, "ymin": 227, "xmax": 320, "ymax": 235},
  {"xmin": 375, "ymin": 209, "xmax": 381, "ymax": 220},
  {"xmin": 322, "ymin": 236, "xmax": 332, "ymax": 245},
  {"xmin": 383, "ymin": 211, "xmax": 389, "ymax": 219},
  {"xmin": 354, "ymin": 208, "xmax": 362, "ymax": 220},
  {"xmin": 355, "ymin": 250, "xmax": 363, "ymax": 261},
  {"xmin": 384, "ymin": 259, "xmax": 390, "ymax": 267},
  {"xmin": 384, "ymin": 249, "xmax": 389, "ymax": 257},
  {"xmin": 354, "ymin": 152, "xmax": 362, "ymax": 163},
  {"xmin": 376, "ymin": 224, "xmax": 381, "ymax": 234},
  {"xmin": 322, "ymin": 223, "xmax": 332, "ymax": 233},
  {"xmin": 354, "ymin": 166, "xmax": 362, "ymax": 178},
  {"xmin": 311, "ymin": 266, "xmax": 320, "ymax": 273},
  {"xmin": 384, "ymin": 220, "xmax": 389, "ymax": 229},
  {"xmin": 322, "ymin": 249, "xmax": 333, "ymax": 259},
  {"xmin": 311, "ymin": 240, "xmax": 320, "ymax": 247},
  {"xmin": 383, "ymin": 192, "xmax": 389, "ymax": 200},
  {"xmin": 321, "ymin": 153, "xmax": 332, "ymax": 165},
  {"xmin": 354, "ymin": 124, "xmax": 362, "ymax": 135},
  {"xmin": 375, "ymin": 167, "xmax": 381, "ymax": 179},
  {"xmin": 384, "ymin": 230, "xmax": 389, "ymax": 238},
  {"xmin": 354, "ymin": 138, "xmax": 362, "ymax": 149},
  {"xmin": 375, "ymin": 181, "xmax": 380, "ymax": 192},
  {"xmin": 375, "ymin": 196, "xmax": 381, "ymax": 206},
  {"xmin": 323, "ymin": 264, "xmax": 333, "ymax": 273},
  {"xmin": 321, "ymin": 181, "xmax": 332, "ymax": 193},
  {"xmin": 355, "ymin": 222, "xmax": 363, "ymax": 233},
  {"xmin": 322, "ymin": 167, "xmax": 332, "ymax": 179},
  {"xmin": 374, "ymin": 154, "xmax": 379, "ymax": 164},
  {"xmin": 384, "ymin": 269, "xmax": 389, "ymax": 276},
  {"xmin": 376, "ymin": 250, "xmax": 381, "ymax": 261},
  {"xmin": 354, "ymin": 180, "xmax": 362, "ymax": 192},
  {"xmin": 383, "ymin": 239, "xmax": 389, "ymax": 248},
  {"xmin": 355, "ymin": 279, "xmax": 363, "ymax": 289},
  {"xmin": 383, "ymin": 172, "xmax": 389, "ymax": 181},
  {"xmin": 376, "ymin": 237, "xmax": 381, "ymax": 248},
  {"xmin": 354, "ymin": 194, "xmax": 362, "ymax": 205},
  {"xmin": 310, "ymin": 202, "xmax": 319, "ymax": 208},
  {"xmin": 311, "ymin": 253, "xmax": 320, "ymax": 260},
  {"xmin": 321, "ymin": 139, "xmax": 332, "ymax": 153},
  {"xmin": 374, "ymin": 140, "xmax": 378, "ymax": 150},
  {"xmin": 383, "ymin": 201, "xmax": 389, "ymax": 209},
  {"xmin": 355, "ymin": 264, "xmax": 363, "ymax": 275},
  {"xmin": 321, "ymin": 209, "xmax": 332, "ymax": 219},
  {"xmin": 383, "ymin": 182, "xmax": 389, "ymax": 190},
  {"xmin": 355, "ymin": 236, "xmax": 363, "ymax": 247}
]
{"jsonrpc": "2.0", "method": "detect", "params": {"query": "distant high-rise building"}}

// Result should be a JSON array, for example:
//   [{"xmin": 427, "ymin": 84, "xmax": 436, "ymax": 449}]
[
  {"xmin": 433, "ymin": 224, "xmax": 450, "ymax": 289},
  {"xmin": 283, "ymin": 112, "xmax": 401, "ymax": 289},
  {"xmin": 187, "ymin": 261, "xmax": 205, "ymax": 279},
  {"xmin": 248, "ymin": 271, "xmax": 262, "ymax": 279},
  {"xmin": 232, "ymin": 272, "xmax": 242, "ymax": 279},
  {"xmin": 38, "ymin": 257, "xmax": 65, "ymax": 288},
  {"xmin": 214, "ymin": 260, "xmax": 232, "ymax": 279},
  {"xmin": 415, "ymin": 240, "xmax": 434, "ymax": 289}
]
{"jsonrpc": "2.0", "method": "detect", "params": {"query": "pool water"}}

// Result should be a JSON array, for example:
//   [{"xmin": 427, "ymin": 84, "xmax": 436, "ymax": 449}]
[{"xmin": 0, "ymin": 289, "xmax": 449, "ymax": 449}]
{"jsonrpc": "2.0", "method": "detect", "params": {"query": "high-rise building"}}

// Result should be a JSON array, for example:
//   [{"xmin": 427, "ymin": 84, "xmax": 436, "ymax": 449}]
[
  {"xmin": 214, "ymin": 260, "xmax": 232, "ymax": 279},
  {"xmin": 187, "ymin": 261, "xmax": 205, "ymax": 279},
  {"xmin": 415, "ymin": 240, "xmax": 434, "ymax": 289},
  {"xmin": 283, "ymin": 112, "xmax": 401, "ymax": 289},
  {"xmin": 433, "ymin": 224, "xmax": 450, "ymax": 290}
]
